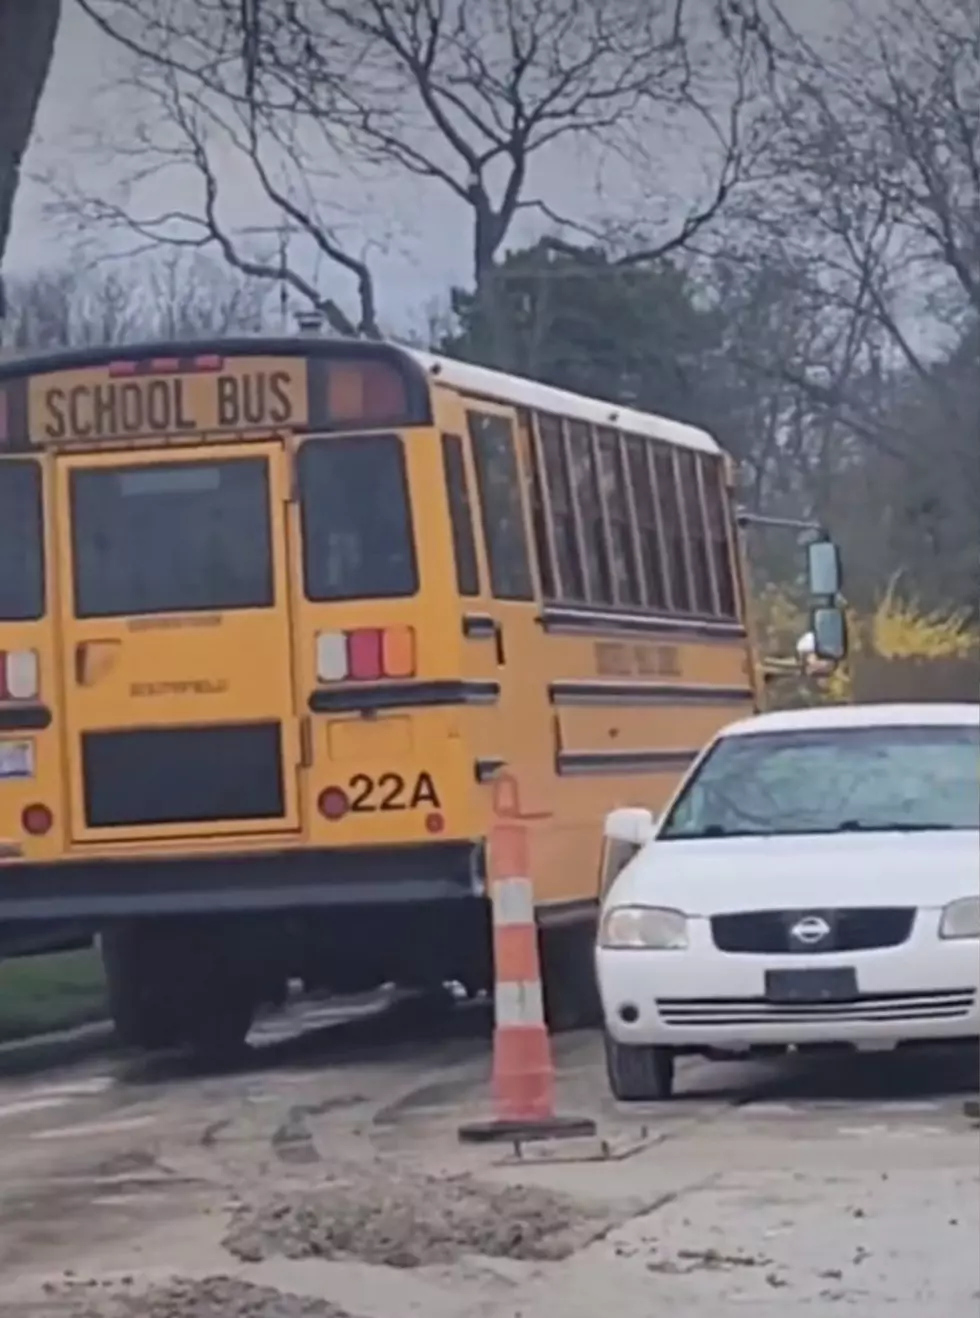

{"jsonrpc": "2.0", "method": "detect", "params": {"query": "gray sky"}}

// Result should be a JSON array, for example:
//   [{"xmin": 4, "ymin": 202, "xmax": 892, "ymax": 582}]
[{"xmin": 9, "ymin": 0, "xmax": 833, "ymax": 335}]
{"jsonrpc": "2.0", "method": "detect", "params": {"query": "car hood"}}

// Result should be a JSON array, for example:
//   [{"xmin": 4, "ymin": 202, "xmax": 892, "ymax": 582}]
[{"xmin": 605, "ymin": 829, "xmax": 980, "ymax": 915}]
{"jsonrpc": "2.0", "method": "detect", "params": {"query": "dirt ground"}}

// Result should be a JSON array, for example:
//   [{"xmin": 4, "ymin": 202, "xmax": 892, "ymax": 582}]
[{"xmin": 0, "ymin": 1008, "xmax": 977, "ymax": 1318}]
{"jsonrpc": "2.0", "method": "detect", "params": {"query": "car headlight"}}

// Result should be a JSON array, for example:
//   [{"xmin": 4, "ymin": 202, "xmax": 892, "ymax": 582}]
[
  {"xmin": 939, "ymin": 896, "xmax": 980, "ymax": 940},
  {"xmin": 599, "ymin": 906, "xmax": 689, "ymax": 950}
]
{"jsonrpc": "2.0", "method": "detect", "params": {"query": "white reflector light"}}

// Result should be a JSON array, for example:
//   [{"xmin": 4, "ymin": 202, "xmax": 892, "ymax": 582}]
[
  {"xmin": 316, "ymin": 631, "xmax": 348, "ymax": 682},
  {"xmin": 5, "ymin": 651, "xmax": 39, "ymax": 700}
]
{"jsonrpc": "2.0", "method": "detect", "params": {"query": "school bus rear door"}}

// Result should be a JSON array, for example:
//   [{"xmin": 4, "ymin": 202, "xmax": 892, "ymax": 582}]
[{"xmin": 52, "ymin": 441, "xmax": 302, "ymax": 845}]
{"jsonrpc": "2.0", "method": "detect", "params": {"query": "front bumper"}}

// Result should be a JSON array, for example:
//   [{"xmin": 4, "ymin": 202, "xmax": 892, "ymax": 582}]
[{"xmin": 597, "ymin": 916, "xmax": 980, "ymax": 1049}]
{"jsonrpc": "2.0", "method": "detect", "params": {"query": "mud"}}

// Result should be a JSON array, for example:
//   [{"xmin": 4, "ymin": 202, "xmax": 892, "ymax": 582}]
[
  {"xmin": 2, "ymin": 1276, "xmax": 361, "ymax": 1318},
  {"xmin": 224, "ymin": 1164, "xmax": 625, "ymax": 1269}
]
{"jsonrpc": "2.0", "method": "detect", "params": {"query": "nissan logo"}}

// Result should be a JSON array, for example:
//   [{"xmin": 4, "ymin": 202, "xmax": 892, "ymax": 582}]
[{"xmin": 789, "ymin": 915, "xmax": 831, "ymax": 946}]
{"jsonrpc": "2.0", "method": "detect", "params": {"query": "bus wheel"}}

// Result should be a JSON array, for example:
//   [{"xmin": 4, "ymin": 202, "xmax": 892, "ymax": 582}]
[
  {"xmin": 540, "ymin": 922, "xmax": 602, "ymax": 1034},
  {"xmin": 183, "ymin": 993, "xmax": 254, "ymax": 1064},
  {"xmin": 100, "ymin": 927, "xmax": 181, "ymax": 1052},
  {"xmin": 390, "ymin": 983, "xmax": 459, "ymax": 1029}
]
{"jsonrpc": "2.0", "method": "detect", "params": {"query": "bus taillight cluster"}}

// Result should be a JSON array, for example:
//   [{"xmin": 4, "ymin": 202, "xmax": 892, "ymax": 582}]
[{"xmin": 315, "ymin": 627, "xmax": 416, "ymax": 682}]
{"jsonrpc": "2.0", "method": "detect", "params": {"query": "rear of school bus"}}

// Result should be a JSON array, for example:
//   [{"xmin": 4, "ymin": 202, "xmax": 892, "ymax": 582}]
[{"xmin": 0, "ymin": 340, "xmax": 490, "ymax": 1052}]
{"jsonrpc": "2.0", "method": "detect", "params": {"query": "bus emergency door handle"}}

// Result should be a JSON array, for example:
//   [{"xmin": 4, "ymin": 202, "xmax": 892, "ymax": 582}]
[{"xmin": 493, "ymin": 620, "xmax": 506, "ymax": 666}]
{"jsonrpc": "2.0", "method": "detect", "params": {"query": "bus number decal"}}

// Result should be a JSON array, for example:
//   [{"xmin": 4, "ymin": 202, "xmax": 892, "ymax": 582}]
[{"xmin": 348, "ymin": 771, "xmax": 441, "ymax": 813}]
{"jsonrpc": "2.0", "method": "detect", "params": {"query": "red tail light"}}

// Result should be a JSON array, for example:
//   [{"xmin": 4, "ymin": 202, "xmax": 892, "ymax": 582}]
[
  {"xmin": 315, "ymin": 627, "xmax": 416, "ymax": 683},
  {"xmin": 0, "ymin": 651, "xmax": 39, "ymax": 701},
  {"xmin": 22, "ymin": 804, "xmax": 53, "ymax": 836},
  {"xmin": 348, "ymin": 629, "xmax": 383, "ymax": 680},
  {"xmin": 318, "ymin": 787, "xmax": 350, "ymax": 820}
]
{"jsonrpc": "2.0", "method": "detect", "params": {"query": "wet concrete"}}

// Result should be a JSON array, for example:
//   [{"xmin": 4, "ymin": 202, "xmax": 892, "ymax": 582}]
[{"xmin": 0, "ymin": 1010, "xmax": 976, "ymax": 1317}]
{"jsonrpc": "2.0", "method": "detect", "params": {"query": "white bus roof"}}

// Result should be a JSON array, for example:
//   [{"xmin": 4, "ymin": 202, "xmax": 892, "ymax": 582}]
[{"xmin": 407, "ymin": 349, "xmax": 721, "ymax": 455}]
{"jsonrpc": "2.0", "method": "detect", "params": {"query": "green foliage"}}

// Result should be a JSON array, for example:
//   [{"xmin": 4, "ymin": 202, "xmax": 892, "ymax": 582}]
[
  {"xmin": 440, "ymin": 241, "xmax": 726, "ymax": 430},
  {"xmin": 0, "ymin": 948, "xmax": 106, "ymax": 1044}
]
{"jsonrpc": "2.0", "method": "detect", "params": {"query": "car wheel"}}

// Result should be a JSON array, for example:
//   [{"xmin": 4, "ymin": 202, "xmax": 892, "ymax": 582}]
[{"xmin": 604, "ymin": 1032, "xmax": 675, "ymax": 1101}]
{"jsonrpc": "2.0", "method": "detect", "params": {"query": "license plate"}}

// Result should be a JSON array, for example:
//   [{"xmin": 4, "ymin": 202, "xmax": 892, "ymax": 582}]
[
  {"xmin": 0, "ymin": 741, "xmax": 34, "ymax": 780},
  {"xmin": 765, "ymin": 967, "xmax": 857, "ymax": 1004}
]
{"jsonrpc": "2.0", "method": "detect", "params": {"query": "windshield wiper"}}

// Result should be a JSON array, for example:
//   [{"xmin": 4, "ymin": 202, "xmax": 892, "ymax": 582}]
[{"xmin": 834, "ymin": 820, "xmax": 957, "ymax": 833}]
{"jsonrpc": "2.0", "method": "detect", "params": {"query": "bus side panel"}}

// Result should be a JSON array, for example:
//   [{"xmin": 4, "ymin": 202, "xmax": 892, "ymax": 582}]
[
  {"xmin": 527, "ymin": 629, "xmax": 757, "ymax": 914},
  {"xmin": 431, "ymin": 386, "xmax": 558, "ymax": 900},
  {"xmin": 0, "ymin": 456, "xmax": 67, "ymax": 868}
]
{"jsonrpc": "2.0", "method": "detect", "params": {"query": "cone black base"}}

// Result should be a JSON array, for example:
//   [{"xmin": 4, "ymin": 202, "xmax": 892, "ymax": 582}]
[{"xmin": 458, "ymin": 1114, "xmax": 597, "ymax": 1144}]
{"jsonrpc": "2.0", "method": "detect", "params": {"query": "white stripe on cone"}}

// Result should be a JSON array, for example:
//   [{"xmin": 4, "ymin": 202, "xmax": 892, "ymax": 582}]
[
  {"xmin": 492, "ymin": 876, "xmax": 535, "ymax": 926},
  {"xmin": 495, "ymin": 979, "xmax": 545, "ymax": 1027}
]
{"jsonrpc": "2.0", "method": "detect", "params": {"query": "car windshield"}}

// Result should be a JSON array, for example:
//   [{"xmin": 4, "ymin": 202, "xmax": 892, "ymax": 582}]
[{"xmin": 659, "ymin": 722, "xmax": 980, "ymax": 839}]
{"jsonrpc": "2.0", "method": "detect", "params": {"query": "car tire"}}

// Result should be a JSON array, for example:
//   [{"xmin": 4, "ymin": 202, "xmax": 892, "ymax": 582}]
[{"xmin": 604, "ymin": 1032, "xmax": 675, "ymax": 1101}]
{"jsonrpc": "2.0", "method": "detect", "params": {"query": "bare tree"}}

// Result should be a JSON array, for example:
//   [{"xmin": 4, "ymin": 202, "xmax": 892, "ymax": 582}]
[
  {"xmin": 664, "ymin": 0, "xmax": 980, "ymax": 615},
  {"xmin": 59, "ymin": 0, "xmax": 772, "ymax": 350},
  {"xmin": 748, "ymin": 0, "xmax": 978, "ymax": 376},
  {"xmin": 0, "ymin": 0, "xmax": 62, "ymax": 326},
  {"xmin": 4, "ymin": 249, "xmax": 276, "ymax": 351}
]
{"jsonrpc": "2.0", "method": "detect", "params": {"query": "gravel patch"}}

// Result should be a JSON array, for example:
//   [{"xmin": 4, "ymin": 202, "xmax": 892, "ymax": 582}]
[
  {"xmin": 224, "ymin": 1168, "xmax": 622, "ymax": 1268},
  {"xmin": 2, "ymin": 1276, "xmax": 360, "ymax": 1318}
]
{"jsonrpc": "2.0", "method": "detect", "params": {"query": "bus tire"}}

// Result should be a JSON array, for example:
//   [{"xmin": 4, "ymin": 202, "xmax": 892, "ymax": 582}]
[
  {"xmin": 183, "ymin": 994, "xmax": 254, "ymax": 1063},
  {"xmin": 540, "ymin": 920, "xmax": 602, "ymax": 1034},
  {"xmin": 100, "ymin": 927, "xmax": 181, "ymax": 1052}
]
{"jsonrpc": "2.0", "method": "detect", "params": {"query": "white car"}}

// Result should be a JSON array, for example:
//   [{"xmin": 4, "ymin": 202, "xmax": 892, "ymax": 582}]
[{"xmin": 596, "ymin": 702, "xmax": 980, "ymax": 1101}]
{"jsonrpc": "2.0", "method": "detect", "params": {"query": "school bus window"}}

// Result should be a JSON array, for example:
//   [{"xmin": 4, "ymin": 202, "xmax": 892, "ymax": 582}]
[
  {"xmin": 597, "ymin": 428, "xmax": 641, "ymax": 606},
  {"xmin": 568, "ymin": 420, "xmax": 612, "ymax": 604},
  {"xmin": 467, "ymin": 410, "xmax": 534, "ymax": 601},
  {"xmin": 441, "ymin": 433, "xmax": 480, "ymax": 597},
  {"xmin": 702, "ymin": 456, "xmax": 738, "ymax": 617},
  {"xmin": 624, "ymin": 436, "xmax": 668, "ymax": 610},
  {"xmin": 70, "ymin": 458, "xmax": 274, "ymax": 619},
  {"xmin": 654, "ymin": 447, "xmax": 693, "ymax": 613},
  {"xmin": 677, "ymin": 450, "xmax": 713, "ymax": 614},
  {"xmin": 0, "ymin": 459, "xmax": 45, "ymax": 621},
  {"xmin": 299, "ymin": 434, "xmax": 417, "ymax": 602},
  {"xmin": 525, "ymin": 420, "xmax": 557, "ymax": 599},
  {"xmin": 537, "ymin": 413, "xmax": 584, "ymax": 601}
]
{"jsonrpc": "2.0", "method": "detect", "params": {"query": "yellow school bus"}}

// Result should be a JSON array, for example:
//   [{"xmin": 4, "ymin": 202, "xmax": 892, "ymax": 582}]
[{"xmin": 0, "ymin": 336, "xmax": 764, "ymax": 1052}]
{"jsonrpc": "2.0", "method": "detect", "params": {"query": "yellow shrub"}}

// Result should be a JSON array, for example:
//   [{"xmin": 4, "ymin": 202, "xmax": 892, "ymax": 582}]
[
  {"xmin": 753, "ymin": 577, "xmax": 979, "ymax": 705},
  {"xmin": 869, "ymin": 580, "xmax": 977, "ymax": 660}
]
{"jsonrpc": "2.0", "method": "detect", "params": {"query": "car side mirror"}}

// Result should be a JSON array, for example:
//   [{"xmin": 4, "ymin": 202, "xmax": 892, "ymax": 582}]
[
  {"xmin": 604, "ymin": 807, "xmax": 657, "ymax": 847},
  {"xmin": 806, "ymin": 538, "xmax": 842, "ymax": 599}
]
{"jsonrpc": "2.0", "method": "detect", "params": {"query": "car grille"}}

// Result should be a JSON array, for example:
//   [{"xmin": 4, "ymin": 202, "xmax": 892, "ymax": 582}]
[
  {"xmin": 710, "ymin": 908, "xmax": 916, "ymax": 954},
  {"xmin": 657, "ymin": 989, "xmax": 977, "ymax": 1028}
]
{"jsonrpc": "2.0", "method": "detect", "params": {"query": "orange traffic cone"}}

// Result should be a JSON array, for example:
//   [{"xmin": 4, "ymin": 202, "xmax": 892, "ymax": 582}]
[{"xmin": 459, "ymin": 822, "xmax": 596, "ymax": 1144}]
